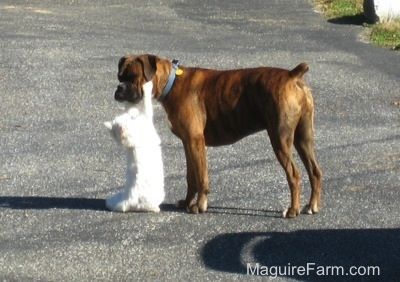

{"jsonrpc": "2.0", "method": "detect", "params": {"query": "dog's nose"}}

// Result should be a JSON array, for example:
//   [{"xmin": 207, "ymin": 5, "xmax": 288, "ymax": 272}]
[
  {"xmin": 115, "ymin": 83, "xmax": 127, "ymax": 101},
  {"xmin": 117, "ymin": 83, "xmax": 126, "ymax": 93}
]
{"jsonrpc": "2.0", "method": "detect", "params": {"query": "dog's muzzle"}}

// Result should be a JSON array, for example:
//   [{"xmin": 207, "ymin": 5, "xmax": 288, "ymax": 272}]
[
  {"xmin": 114, "ymin": 83, "xmax": 127, "ymax": 101},
  {"xmin": 114, "ymin": 82, "xmax": 142, "ymax": 104}
]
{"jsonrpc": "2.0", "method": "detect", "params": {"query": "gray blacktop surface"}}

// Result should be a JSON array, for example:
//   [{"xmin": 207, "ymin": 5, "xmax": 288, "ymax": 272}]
[{"xmin": 1, "ymin": 0, "xmax": 399, "ymax": 281}]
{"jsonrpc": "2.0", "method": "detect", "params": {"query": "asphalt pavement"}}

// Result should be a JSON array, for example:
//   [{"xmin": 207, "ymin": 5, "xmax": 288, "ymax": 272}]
[{"xmin": 1, "ymin": 0, "xmax": 399, "ymax": 281}]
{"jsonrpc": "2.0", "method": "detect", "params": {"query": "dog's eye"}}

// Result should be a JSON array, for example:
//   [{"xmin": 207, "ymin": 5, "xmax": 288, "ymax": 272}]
[{"xmin": 127, "ymin": 74, "xmax": 137, "ymax": 81}]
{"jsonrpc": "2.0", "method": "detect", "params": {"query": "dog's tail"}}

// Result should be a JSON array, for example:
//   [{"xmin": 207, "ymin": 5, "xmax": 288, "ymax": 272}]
[{"xmin": 289, "ymin": 63, "xmax": 309, "ymax": 79}]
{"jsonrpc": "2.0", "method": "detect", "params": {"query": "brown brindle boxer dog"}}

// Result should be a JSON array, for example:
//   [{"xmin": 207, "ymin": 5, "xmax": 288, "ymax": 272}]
[{"xmin": 114, "ymin": 54, "xmax": 322, "ymax": 218}]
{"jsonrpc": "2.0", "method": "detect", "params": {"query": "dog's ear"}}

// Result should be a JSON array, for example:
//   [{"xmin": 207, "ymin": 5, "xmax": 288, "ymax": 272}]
[
  {"xmin": 142, "ymin": 55, "xmax": 158, "ymax": 81},
  {"xmin": 103, "ymin": 121, "xmax": 112, "ymax": 130},
  {"xmin": 118, "ymin": 57, "xmax": 126, "ymax": 71}
]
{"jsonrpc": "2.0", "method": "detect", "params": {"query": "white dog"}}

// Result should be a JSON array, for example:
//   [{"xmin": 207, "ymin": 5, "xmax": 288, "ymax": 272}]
[{"xmin": 104, "ymin": 82, "xmax": 164, "ymax": 213}]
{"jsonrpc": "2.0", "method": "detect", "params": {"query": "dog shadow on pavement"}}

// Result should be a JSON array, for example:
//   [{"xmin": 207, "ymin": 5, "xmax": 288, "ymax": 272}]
[
  {"xmin": 201, "ymin": 229, "xmax": 400, "ymax": 280},
  {"xmin": 0, "ymin": 196, "xmax": 106, "ymax": 211},
  {"xmin": 327, "ymin": 13, "xmax": 369, "ymax": 26},
  {"xmin": 1, "ymin": 198, "xmax": 280, "ymax": 215},
  {"xmin": 207, "ymin": 205, "xmax": 282, "ymax": 218},
  {"xmin": 0, "ymin": 197, "xmax": 241, "ymax": 214}
]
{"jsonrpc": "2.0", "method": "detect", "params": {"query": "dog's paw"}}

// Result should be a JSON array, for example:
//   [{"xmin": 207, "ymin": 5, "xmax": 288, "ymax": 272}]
[
  {"xmin": 302, "ymin": 203, "xmax": 320, "ymax": 215},
  {"xmin": 176, "ymin": 199, "xmax": 188, "ymax": 209},
  {"xmin": 189, "ymin": 199, "xmax": 207, "ymax": 214},
  {"xmin": 176, "ymin": 200, "xmax": 200, "ymax": 214},
  {"xmin": 189, "ymin": 204, "xmax": 199, "ymax": 214},
  {"xmin": 106, "ymin": 192, "xmax": 127, "ymax": 212},
  {"xmin": 176, "ymin": 199, "xmax": 199, "ymax": 212},
  {"xmin": 149, "ymin": 206, "xmax": 160, "ymax": 213},
  {"xmin": 176, "ymin": 198, "xmax": 207, "ymax": 214},
  {"xmin": 176, "ymin": 199, "xmax": 207, "ymax": 214},
  {"xmin": 282, "ymin": 207, "xmax": 300, "ymax": 218}
]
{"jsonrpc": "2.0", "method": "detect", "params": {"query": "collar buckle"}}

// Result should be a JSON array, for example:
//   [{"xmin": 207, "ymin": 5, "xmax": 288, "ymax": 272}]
[{"xmin": 158, "ymin": 59, "xmax": 179, "ymax": 102}]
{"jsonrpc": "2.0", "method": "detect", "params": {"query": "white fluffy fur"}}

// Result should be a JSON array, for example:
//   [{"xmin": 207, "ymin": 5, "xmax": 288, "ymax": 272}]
[{"xmin": 104, "ymin": 81, "xmax": 164, "ymax": 213}]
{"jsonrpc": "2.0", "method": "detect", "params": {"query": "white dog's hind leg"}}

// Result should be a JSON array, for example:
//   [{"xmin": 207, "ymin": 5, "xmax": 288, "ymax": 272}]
[
  {"xmin": 106, "ymin": 189, "xmax": 162, "ymax": 213},
  {"xmin": 106, "ymin": 191, "xmax": 130, "ymax": 212}
]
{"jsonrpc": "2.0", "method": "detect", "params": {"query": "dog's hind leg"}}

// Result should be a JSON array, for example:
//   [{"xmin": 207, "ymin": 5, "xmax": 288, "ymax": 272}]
[
  {"xmin": 269, "ymin": 126, "xmax": 302, "ymax": 218},
  {"xmin": 294, "ymin": 113, "xmax": 322, "ymax": 215}
]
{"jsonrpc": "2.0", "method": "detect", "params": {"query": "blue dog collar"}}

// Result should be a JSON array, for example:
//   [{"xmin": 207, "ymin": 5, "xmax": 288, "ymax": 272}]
[{"xmin": 158, "ymin": 59, "xmax": 179, "ymax": 102}]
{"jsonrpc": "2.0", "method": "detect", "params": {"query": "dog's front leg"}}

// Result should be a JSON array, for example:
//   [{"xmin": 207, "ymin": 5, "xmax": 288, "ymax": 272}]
[
  {"xmin": 176, "ymin": 142, "xmax": 198, "ymax": 210},
  {"xmin": 182, "ymin": 135, "xmax": 210, "ymax": 214}
]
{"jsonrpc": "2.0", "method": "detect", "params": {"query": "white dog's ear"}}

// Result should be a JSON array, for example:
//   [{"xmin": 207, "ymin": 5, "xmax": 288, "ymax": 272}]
[{"xmin": 103, "ymin": 121, "xmax": 112, "ymax": 130}]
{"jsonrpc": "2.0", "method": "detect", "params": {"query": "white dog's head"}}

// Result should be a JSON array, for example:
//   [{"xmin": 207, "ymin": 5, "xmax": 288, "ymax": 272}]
[{"xmin": 104, "ymin": 112, "xmax": 160, "ymax": 148}]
